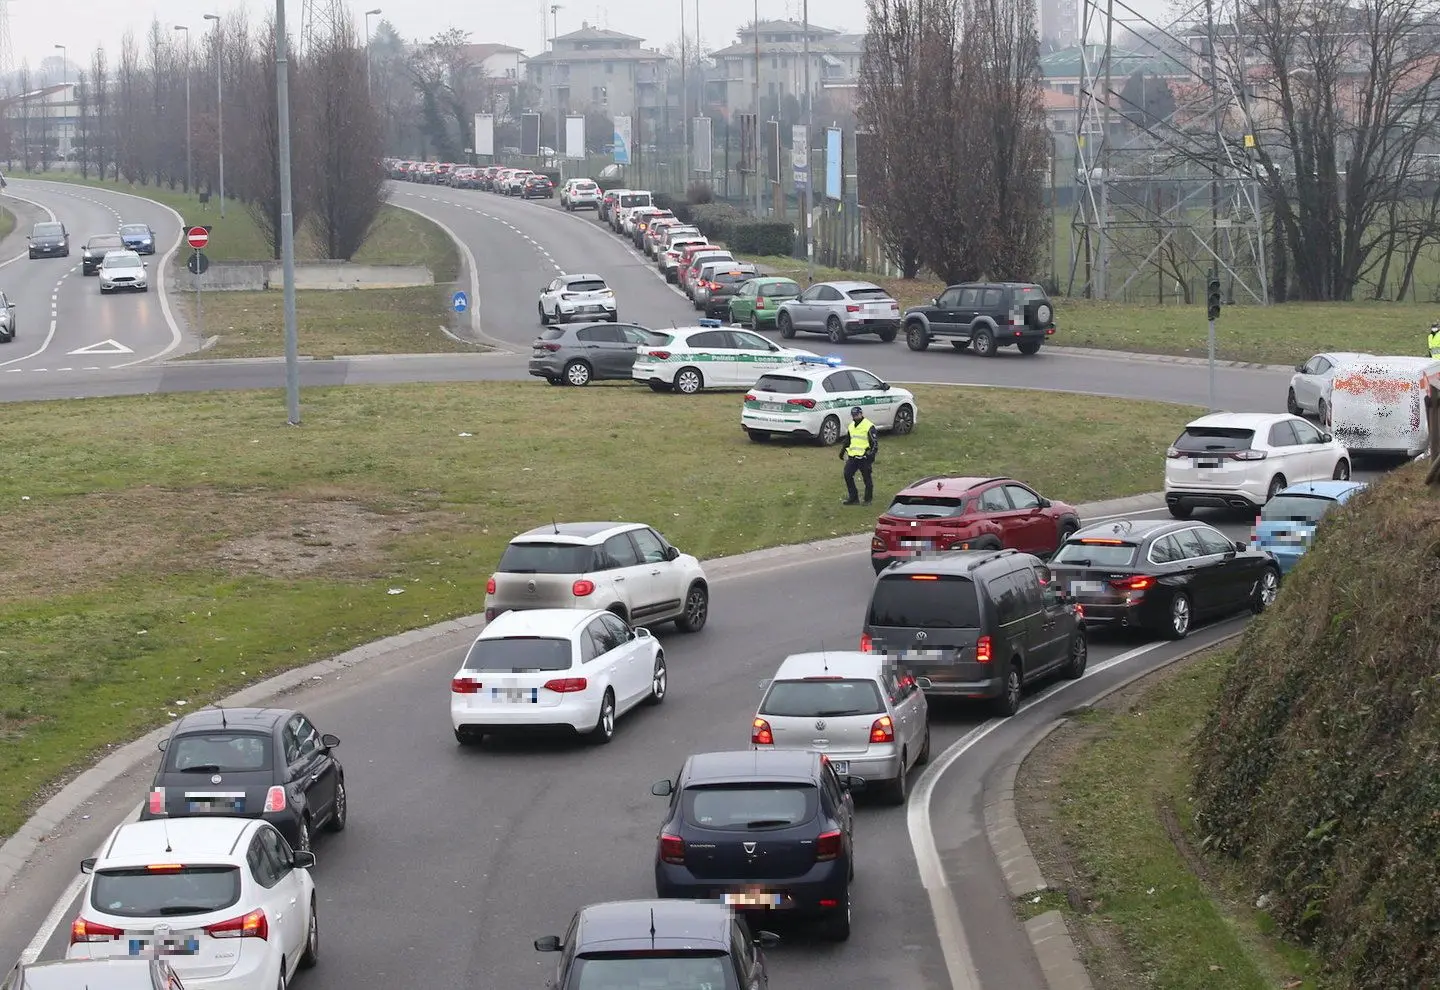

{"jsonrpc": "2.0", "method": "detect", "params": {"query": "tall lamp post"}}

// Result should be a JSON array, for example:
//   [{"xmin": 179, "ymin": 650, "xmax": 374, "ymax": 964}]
[
  {"xmin": 203, "ymin": 14, "xmax": 225, "ymax": 217},
  {"xmin": 679, "ymin": 2, "xmax": 687, "ymax": 188},
  {"xmin": 53, "ymin": 45, "xmax": 67, "ymax": 161},
  {"xmin": 174, "ymin": 25, "xmax": 192, "ymax": 193},
  {"xmin": 275, "ymin": 0, "xmax": 301, "ymax": 424},
  {"xmin": 365, "ymin": 8, "xmax": 381, "ymax": 100},
  {"xmin": 802, "ymin": 0, "xmax": 813, "ymax": 284},
  {"xmin": 751, "ymin": 0, "xmax": 760, "ymax": 217}
]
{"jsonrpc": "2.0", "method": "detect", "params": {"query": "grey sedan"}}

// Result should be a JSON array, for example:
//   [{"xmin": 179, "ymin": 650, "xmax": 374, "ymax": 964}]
[
  {"xmin": 530, "ymin": 321, "xmax": 669, "ymax": 387},
  {"xmin": 775, "ymin": 280, "xmax": 902, "ymax": 343}
]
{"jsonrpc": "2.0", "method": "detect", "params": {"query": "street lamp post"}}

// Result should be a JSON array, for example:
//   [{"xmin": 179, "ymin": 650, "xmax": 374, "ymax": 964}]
[
  {"xmin": 679, "ymin": 2, "xmax": 687, "ymax": 189},
  {"xmin": 174, "ymin": 25, "xmax": 192, "ymax": 193},
  {"xmin": 53, "ymin": 45, "xmax": 66, "ymax": 161},
  {"xmin": 802, "ymin": 0, "xmax": 813, "ymax": 284},
  {"xmin": 365, "ymin": 9, "xmax": 381, "ymax": 100},
  {"xmin": 203, "ymin": 14, "xmax": 224, "ymax": 217},
  {"xmin": 752, "ymin": 0, "xmax": 760, "ymax": 218},
  {"xmin": 275, "ymin": 0, "xmax": 301, "ymax": 424}
]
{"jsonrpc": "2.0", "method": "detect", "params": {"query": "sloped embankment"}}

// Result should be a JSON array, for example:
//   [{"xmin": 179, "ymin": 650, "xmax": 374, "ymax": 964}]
[{"xmin": 1191, "ymin": 460, "xmax": 1440, "ymax": 988}]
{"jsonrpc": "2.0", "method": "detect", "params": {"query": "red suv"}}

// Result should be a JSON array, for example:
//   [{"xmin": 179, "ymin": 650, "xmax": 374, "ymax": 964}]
[{"xmin": 870, "ymin": 476, "xmax": 1081, "ymax": 573}]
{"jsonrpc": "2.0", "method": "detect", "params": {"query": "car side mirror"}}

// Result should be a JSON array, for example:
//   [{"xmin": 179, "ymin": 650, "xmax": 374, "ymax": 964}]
[
  {"xmin": 878, "ymin": 381, "xmax": 890, "ymax": 390},
  {"xmin": 1037, "ymin": 497, "xmax": 1052, "ymax": 508},
  {"xmin": 1320, "ymin": 432, "xmax": 1332, "ymax": 442},
  {"xmin": 665, "ymin": 545, "xmax": 681, "ymax": 561},
  {"xmin": 930, "ymin": 297, "xmax": 937, "ymax": 306},
  {"xmin": 80, "ymin": 857, "xmax": 97, "ymax": 874},
  {"xmin": 1295, "ymin": 363, "xmax": 1305, "ymax": 372},
  {"xmin": 651, "ymin": 779, "xmax": 674, "ymax": 797},
  {"xmin": 157, "ymin": 738, "xmax": 169, "ymax": 752},
  {"xmin": 1234, "ymin": 540, "xmax": 1247, "ymax": 553},
  {"xmin": 915, "ymin": 676, "xmax": 933, "ymax": 690},
  {"xmin": 321, "ymin": 733, "xmax": 340, "ymax": 749},
  {"xmin": 841, "ymin": 775, "xmax": 866, "ymax": 791},
  {"xmin": 754, "ymin": 930, "xmax": 781, "ymax": 948},
  {"xmin": 292, "ymin": 850, "xmax": 317, "ymax": 869},
  {"xmin": 534, "ymin": 935, "xmax": 562, "ymax": 952},
  {"xmin": 634, "ymin": 626, "xmax": 651, "ymax": 639}
]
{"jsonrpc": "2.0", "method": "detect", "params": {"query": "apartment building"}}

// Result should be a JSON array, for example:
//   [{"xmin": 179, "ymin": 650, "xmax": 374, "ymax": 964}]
[
  {"xmin": 709, "ymin": 19, "xmax": 865, "ymax": 113},
  {"xmin": 525, "ymin": 23, "xmax": 670, "ymax": 115}
]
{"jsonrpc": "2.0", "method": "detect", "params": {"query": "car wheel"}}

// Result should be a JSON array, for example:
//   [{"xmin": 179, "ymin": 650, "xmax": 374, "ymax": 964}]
[
  {"xmin": 645, "ymin": 651, "xmax": 667, "ymax": 705},
  {"xmin": 564, "ymin": 360, "xmax": 592, "ymax": 386},
  {"xmin": 906, "ymin": 321, "xmax": 930, "ymax": 351},
  {"xmin": 538, "ymin": 302, "xmax": 550, "ymax": 326},
  {"xmin": 1286, "ymin": 388, "xmax": 1301, "ymax": 415},
  {"xmin": 1061, "ymin": 629, "xmax": 1088, "ymax": 680},
  {"xmin": 325, "ymin": 777, "xmax": 347, "ymax": 832},
  {"xmin": 892, "ymin": 404, "xmax": 915, "ymax": 435},
  {"xmin": 1266, "ymin": 474, "xmax": 1287, "ymax": 501},
  {"xmin": 1318, "ymin": 398, "xmax": 1330, "ymax": 426},
  {"xmin": 993, "ymin": 662, "xmax": 1022, "ymax": 716},
  {"xmin": 917, "ymin": 720, "xmax": 932, "ymax": 765},
  {"xmin": 826, "ymin": 886, "xmax": 852, "ymax": 942},
  {"xmin": 298, "ymin": 897, "xmax": 319, "ymax": 968},
  {"xmin": 296, "ymin": 815, "xmax": 312, "ymax": 854},
  {"xmin": 1253, "ymin": 566, "xmax": 1280, "ymax": 613},
  {"xmin": 818, "ymin": 415, "xmax": 843, "ymax": 447},
  {"xmin": 826, "ymin": 315, "xmax": 847, "ymax": 343},
  {"xmin": 1163, "ymin": 592, "xmax": 1192, "ymax": 640},
  {"xmin": 745, "ymin": 312, "xmax": 757, "ymax": 331},
  {"xmin": 884, "ymin": 752, "xmax": 909, "ymax": 805},
  {"xmin": 674, "ymin": 367, "xmax": 703, "ymax": 394},
  {"xmin": 1017, "ymin": 339, "xmax": 1042, "ymax": 355},
  {"xmin": 589, "ymin": 690, "xmax": 617, "ymax": 744},
  {"xmin": 972, "ymin": 328, "xmax": 997, "ymax": 357},
  {"xmin": 1056, "ymin": 519, "xmax": 1079, "ymax": 550},
  {"xmin": 1167, "ymin": 502, "xmax": 1192, "ymax": 520},
  {"xmin": 1333, "ymin": 458, "xmax": 1350, "ymax": 480},
  {"xmin": 675, "ymin": 582, "xmax": 709, "ymax": 633},
  {"xmin": 777, "ymin": 312, "xmax": 796, "ymax": 338},
  {"xmin": 746, "ymin": 429, "xmax": 771, "ymax": 442},
  {"xmin": 1034, "ymin": 302, "xmax": 1053, "ymax": 325}
]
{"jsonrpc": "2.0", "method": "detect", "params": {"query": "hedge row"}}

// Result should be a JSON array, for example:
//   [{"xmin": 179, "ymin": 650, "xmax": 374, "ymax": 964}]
[{"xmin": 648, "ymin": 195, "xmax": 795, "ymax": 258}]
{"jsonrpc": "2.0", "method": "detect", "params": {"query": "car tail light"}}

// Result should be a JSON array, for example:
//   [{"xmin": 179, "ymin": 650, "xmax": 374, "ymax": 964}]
[
  {"xmin": 451, "ymin": 677, "xmax": 482, "ymax": 694},
  {"xmin": 572, "ymin": 579, "xmax": 596, "ymax": 597},
  {"xmin": 659, "ymin": 833, "xmax": 686, "ymax": 864},
  {"xmin": 1075, "ymin": 603, "xmax": 1085, "ymax": 619},
  {"xmin": 752, "ymin": 718, "xmax": 774, "ymax": 745},
  {"xmin": 1231, "ymin": 450, "xmax": 1268, "ymax": 460},
  {"xmin": 787, "ymin": 398, "xmax": 816, "ymax": 409},
  {"xmin": 870, "ymin": 535, "xmax": 885, "ymax": 552},
  {"xmin": 486, "ymin": 577, "xmax": 496, "ymax": 594},
  {"xmin": 1046, "ymin": 327, "xmax": 1055, "ymax": 334},
  {"xmin": 148, "ymin": 788, "xmax": 166, "ymax": 815},
  {"xmin": 975, "ymin": 635, "xmax": 993, "ymax": 664},
  {"xmin": 859, "ymin": 632, "xmax": 873, "ymax": 653},
  {"xmin": 205, "ymin": 908, "xmax": 269, "ymax": 941},
  {"xmin": 846, "ymin": 304, "xmax": 860, "ymax": 313},
  {"xmin": 1111, "ymin": 575, "xmax": 1156, "ymax": 591},
  {"xmin": 815, "ymin": 830, "xmax": 843, "ymax": 861},
  {"xmin": 756, "ymin": 296, "xmax": 767, "ymax": 308},
  {"xmin": 543, "ymin": 677, "xmax": 588, "ymax": 693},
  {"xmin": 262, "ymin": 785, "xmax": 286, "ymax": 813},
  {"xmin": 869, "ymin": 716, "xmax": 896, "ymax": 743},
  {"xmin": 745, "ymin": 393, "xmax": 757, "ymax": 402},
  {"xmin": 540, "ymin": 343, "xmax": 561, "ymax": 352},
  {"xmin": 648, "ymin": 350, "xmax": 671, "ymax": 360},
  {"xmin": 1165, "ymin": 446, "xmax": 1183, "ymax": 458},
  {"xmin": 71, "ymin": 917, "xmax": 124, "ymax": 943}
]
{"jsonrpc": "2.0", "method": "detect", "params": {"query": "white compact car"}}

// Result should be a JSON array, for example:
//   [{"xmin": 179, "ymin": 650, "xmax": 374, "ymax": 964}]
[
  {"xmin": 561, "ymin": 178, "xmax": 601, "ymax": 210},
  {"xmin": 451, "ymin": 608, "xmax": 666, "ymax": 746},
  {"xmin": 67, "ymin": 818, "xmax": 318, "ymax": 990},
  {"xmin": 631, "ymin": 321, "xmax": 817, "ymax": 394},
  {"xmin": 1164, "ymin": 412, "xmax": 1351, "ymax": 518},
  {"xmin": 98, "ymin": 250, "xmax": 148, "ymax": 293},
  {"xmin": 504, "ymin": 170, "xmax": 535, "ymax": 195},
  {"xmin": 538, "ymin": 273, "xmax": 618, "ymax": 324},
  {"xmin": 741, "ymin": 356, "xmax": 918, "ymax": 445},
  {"xmin": 1288, "ymin": 351, "xmax": 1372, "ymax": 422}
]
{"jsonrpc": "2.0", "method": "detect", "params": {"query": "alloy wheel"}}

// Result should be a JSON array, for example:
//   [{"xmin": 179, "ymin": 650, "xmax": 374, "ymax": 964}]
[{"xmin": 1171, "ymin": 595, "xmax": 1191, "ymax": 637}]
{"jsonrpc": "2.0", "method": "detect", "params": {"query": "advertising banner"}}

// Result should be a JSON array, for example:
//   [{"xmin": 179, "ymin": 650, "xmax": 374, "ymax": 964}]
[
  {"xmin": 825, "ymin": 127, "xmax": 843, "ymax": 201},
  {"xmin": 738, "ymin": 113, "xmax": 757, "ymax": 173},
  {"xmin": 520, "ymin": 113, "xmax": 541, "ymax": 158},
  {"xmin": 473, "ymin": 114, "xmax": 495, "ymax": 157},
  {"xmin": 612, "ymin": 116, "xmax": 632, "ymax": 164},
  {"xmin": 791, "ymin": 125, "xmax": 809, "ymax": 192},
  {"xmin": 565, "ymin": 116, "xmax": 586, "ymax": 159},
  {"xmin": 693, "ymin": 117, "xmax": 713, "ymax": 174},
  {"xmin": 767, "ymin": 119, "xmax": 781, "ymax": 180}
]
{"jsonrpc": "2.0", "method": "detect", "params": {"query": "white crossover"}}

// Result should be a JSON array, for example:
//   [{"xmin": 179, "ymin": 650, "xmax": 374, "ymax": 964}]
[
  {"xmin": 631, "ymin": 321, "xmax": 817, "ymax": 394},
  {"xmin": 741, "ymin": 356, "xmax": 919, "ymax": 445},
  {"xmin": 98, "ymin": 250, "xmax": 148, "ymax": 293},
  {"xmin": 560, "ymin": 178, "xmax": 600, "ymax": 210},
  {"xmin": 450, "ymin": 608, "xmax": 667, "ymax": 745},
  {"xmin": 1288, "ymin": 351, "xmax": 1373, "ymax": 421},
  {"xmin": 538, "ymin": 273, "xmax": 618, "ymax": 324},
  {"xmin": 1164, "ymin": 412, "xmax": 1351, "ymax": 517},
  {"xmin": 67, "ymin": 818, "xmax": 318, "ymax": 990}
]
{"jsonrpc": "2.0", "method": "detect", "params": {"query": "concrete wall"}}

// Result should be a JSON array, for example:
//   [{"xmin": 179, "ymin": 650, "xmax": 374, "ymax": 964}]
[{"xmin": 185, "ymin": 261, "xmax": 434, "ymax": 292}]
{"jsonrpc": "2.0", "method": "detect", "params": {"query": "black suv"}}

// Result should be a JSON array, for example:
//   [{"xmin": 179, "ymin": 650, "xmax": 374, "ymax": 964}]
[
  {"xmin": 81, "ymin": 234, "xmax": 125, "ymax": 276},
  {"xmin": 861, "ymin": 548, "xmax": 1087, "ymax": 716},
  {"xmin": 651, "ymin": 749, "xmax": 863, "ymax": 941},
  {"xmin": 902, "ymin": 282, "xmax": 1055, "ymax": 357},
  {"xmin": 535, "ymin": 899, "xmax": 778, "ymax": 989}
]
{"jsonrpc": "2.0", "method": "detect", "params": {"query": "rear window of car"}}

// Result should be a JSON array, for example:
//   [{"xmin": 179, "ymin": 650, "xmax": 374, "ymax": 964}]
[
  {"xmin": 463, "ymin": 637, "xmax": 572, "ymax": 672},
  {"xmin": 1261, "ymin": 493, "xmax": 1339, "ymax": 524},
  {"xmin": 165, "ymin": 732, "xmax": 273, "ymax": 772},
  {"xmin": 92, "ymin": 866, "xmax": 242, "ymax": 919},
  {"xmin": 714, "ymin": 271, "xmax": 756, "ymax": 285},
  {"xmin": 1052, "ymin": 540, "xmax": 1138, "ymax": 567},
  {"xmin": 620, "ymin": 193, "xmax": 651, "ymax": 207},
  {"xmin": 760, "ymin": 679, "xmax": 886, "ymax": 717},
  {"xmin": 845, "ymin": 286, "xmax": 890, "ymax": 301},
  {"xmin": 497, "ymin": 542, "xmax": 597, "ymax": 573},
  {"xmin": 565, "ymin": 280, "xmax": 607, "ymax": 293},
  {"xmin": 571, "ymin": 953, "xmax": 738, "ymax": 990},
  {"xmin": 867, "ymin": 575, "xmax": 981, "ymax": 628},
  {"xmin": 576, "ymin": 182, "xmax": 597, "ymax": 191},
  {"xmin": 1173, "ymin": 427, "xmax": 1256, "ymax": 452},
  {"xmin": 682, "ymin": 784, "xmax": 818, "ymax": 830},
  {"xmin": 646, "ymin": 332, "xmax": 675, "ymax": 347},
  {"xmin": 753, "ymin": 374, "xmax": 811, "ymax": 394},
  {"xmin": 539, "ymin": 328, "xmax": 565, "ymax": 340},
  {"xmin": 884, "ymin": 496, "xmax": 966, "ymax": 519}
]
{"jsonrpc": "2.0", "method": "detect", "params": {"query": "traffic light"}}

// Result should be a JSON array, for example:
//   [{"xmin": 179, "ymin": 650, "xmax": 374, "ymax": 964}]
[{"xmin": 1207, "ymin": 278, "xmax": 1222, "ymax": 321}]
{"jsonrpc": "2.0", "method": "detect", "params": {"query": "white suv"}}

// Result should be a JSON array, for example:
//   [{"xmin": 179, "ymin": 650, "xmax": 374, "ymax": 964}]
[
  {"xmin": 67, "ymin": 818, "xmax": 319, "ymax": 990},
  {"xmin": 1164, "ymin": 412, "xmax": 1351, "ymax": 518},
  {"xmin": 562, "ymin": 178, "xmax": 600, "ymax": 211},
  {"xmin": 485, "ymin": 522, "xmax": 710, "ymax": 632}
]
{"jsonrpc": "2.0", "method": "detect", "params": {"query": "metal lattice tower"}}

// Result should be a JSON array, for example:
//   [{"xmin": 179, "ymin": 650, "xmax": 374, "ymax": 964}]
[
  {"xmin": 300, "ymin": 0, "xmax": 352, "ymax": 54},
  {"xmin": 1066, "ymin": 0, "xmax": 1269, "ymax": 304},
  {"xmin": 0, "ymin": 0, "xmax": 14, "ymax": 88}
]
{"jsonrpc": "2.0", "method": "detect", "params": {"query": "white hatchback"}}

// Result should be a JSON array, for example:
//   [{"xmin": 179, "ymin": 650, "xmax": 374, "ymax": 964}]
[
  {"xmin": 1164, "ymin": 412, "xmax": 1351, "ymax": 518},
  {"xmin": 67, "ymin": 818, "xmax": 318, "ymax": 990},
  {"xmin": 741, "ymin": 356, "xmax": 918, "ymax": 445},
  {"xmin": 450, "ymin": 608, "xmax": 666, "ymax": 746},
  {"xmin": 631, "ymin": 322, "xmax": 817, "ymax": 394},
  {"xmin": 98, "ymin": 250, "xmax": 148, "ymax": 293},
  {"xmin": 561, "ymin": 178, "xmax": 600, "ymax": 210}
]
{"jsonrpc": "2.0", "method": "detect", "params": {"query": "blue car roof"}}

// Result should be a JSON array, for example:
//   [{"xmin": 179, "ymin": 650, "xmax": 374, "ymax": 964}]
[{"xmin": 1276, "ymin": 480, "xmax": 1366, "ymax": 500}]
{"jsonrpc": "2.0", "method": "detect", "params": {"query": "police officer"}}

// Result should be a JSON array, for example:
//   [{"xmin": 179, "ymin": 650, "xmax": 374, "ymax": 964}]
[
  {"xmin": 840, "ymin": 405, "xmax": 878, "ymax": 505},
  {"xmin": 1428, "ymin": 322, "xmax": 1440, "ymax": 359}
]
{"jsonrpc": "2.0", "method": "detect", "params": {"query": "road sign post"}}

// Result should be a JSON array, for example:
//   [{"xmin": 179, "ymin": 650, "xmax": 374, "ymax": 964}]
[
  {"xmin": 1206, "ymin": 275, "xmax": 1222, "ymax": 412},
  {"xmin": 188, "ymin": 226, "xmax": 211, "ymax": 340},
  {"xmin": 452, "ymin": 291, "xmax": 468, "ymax": 314}
]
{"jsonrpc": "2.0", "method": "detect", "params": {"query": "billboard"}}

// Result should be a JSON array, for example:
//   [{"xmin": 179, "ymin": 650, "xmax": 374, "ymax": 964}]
[
  {"xmin": 854, "ymin": 131, "xmax": 880, "ymax": 206},
  {"xmin": 612, "ymin": 115, "xmax": 632, "ymax": 164},
  {"xmin": 473, "ymin": 114, "xmax": 495, "ymax": 157},
  {"xmin": 693, "ymin": 117, "xmax": 713, "ymax": 174},
  {"xmin": 520, "ymin": 113, "xmax": 541, "ymax": 158},
  {"xmin": 565, "ymin": 116, "xmax": 586, "ymax": 159},
  {"xmin": 738, "ymin": 113, "xmax": 757, "ymax": 173},
  {"xmin": 791, "ymin": 125, "xmax": 809, "ymax": 192},
  {"xmin": 825, "ymin": 127, "xmax": 843, "ymax": 201},
  {"xmin": 767, "ymin": 119, "xmax": 781, "ymax": 181}
]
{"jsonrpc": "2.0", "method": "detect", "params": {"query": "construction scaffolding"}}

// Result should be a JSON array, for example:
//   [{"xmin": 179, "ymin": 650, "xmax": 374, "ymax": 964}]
[{"xmin": 1068, "ymin": 0, "xmax": 1269, "ymax": 304}]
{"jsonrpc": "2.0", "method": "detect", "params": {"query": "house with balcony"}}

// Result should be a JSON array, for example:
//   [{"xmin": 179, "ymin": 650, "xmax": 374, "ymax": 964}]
[
  {"xmin": 525, "ymin": 23, "xmax": 670, "ymax": 119},
  {"xmin": 708, "ymin": 20, "xmax": 865, "ymax": 117}
]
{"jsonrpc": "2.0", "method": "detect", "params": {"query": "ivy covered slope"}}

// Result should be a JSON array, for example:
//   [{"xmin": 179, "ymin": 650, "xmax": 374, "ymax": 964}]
[{"xmin": 1190, "ymin": 460, "xmax": 1440, "ymax": 989}]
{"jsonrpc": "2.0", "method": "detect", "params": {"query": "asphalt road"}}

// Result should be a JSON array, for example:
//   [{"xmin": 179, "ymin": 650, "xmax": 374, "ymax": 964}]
[{"xmin": 0, "ymin": 179, "xmax": 183, "ymax": 377}]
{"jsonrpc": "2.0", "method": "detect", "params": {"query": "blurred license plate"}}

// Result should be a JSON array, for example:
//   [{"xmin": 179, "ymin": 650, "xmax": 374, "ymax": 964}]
[
  {"xmin": 724, "ymin": 891, "xmax": 782, "ymax": 907},
  {"xmin": 1192, "ymin": 459, "xmax": 1222, "ymax": 469},
  {"xmin": 755, "ymin": 401, "xmax": 784, "ymax": 411},
  {"xmin": 830, "ymin": 761, "xmax": 849, "ymax": 774},
  {"xmin": 1271, "ymin": 533, "xmax": 1304, "ymax": 544},
  {"xmin": 129, "ymin": 936, "xmax": 199, "ymax": 956},
  {"xmin": 1070, "ymin": 581, "xmax": 1104, "ymax": 594},
  {"xmin": 901, "ymin": 540, "xmax": 931, "ymax": 549},
  {"xmin": 493, "ymin": 687, "xmax": 537, "ymax": 703}
]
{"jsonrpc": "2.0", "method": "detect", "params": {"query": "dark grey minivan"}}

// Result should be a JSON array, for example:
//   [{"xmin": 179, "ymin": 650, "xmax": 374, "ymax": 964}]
[{"xmin": 860, "ymin": 549, "xmax": 1087, "ymax": 716}]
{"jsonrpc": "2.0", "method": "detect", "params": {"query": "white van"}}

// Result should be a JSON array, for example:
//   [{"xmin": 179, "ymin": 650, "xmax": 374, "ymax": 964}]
[
  {"xmin": 611, "ymin": 189, "xmax": 653, "ymax": 232},
  {"xmin": 1325, "ymin": 355, "xmax": 1440, "ymax": 457}
]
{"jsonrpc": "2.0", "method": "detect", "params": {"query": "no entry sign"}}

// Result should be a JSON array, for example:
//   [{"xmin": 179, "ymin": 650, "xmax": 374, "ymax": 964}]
[{"xmin": 186, "ymin": 226, "xmax": 210, "ymax": 249}]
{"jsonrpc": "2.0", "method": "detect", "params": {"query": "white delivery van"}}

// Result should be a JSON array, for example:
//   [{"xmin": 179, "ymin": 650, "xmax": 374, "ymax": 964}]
[{"xmin": 1325, "ymin": 355, "xmax": 1440, "ymax": 457}]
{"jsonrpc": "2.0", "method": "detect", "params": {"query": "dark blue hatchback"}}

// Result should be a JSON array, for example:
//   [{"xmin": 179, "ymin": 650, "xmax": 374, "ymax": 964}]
[{"xmin": 650, "ymin": 750, "xmax": 863, "ymax": 941}]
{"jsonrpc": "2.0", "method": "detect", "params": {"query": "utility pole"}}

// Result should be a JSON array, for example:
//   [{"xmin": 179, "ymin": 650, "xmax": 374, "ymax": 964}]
[
  {"xmin": 680, "ymin": 1, "xmax": 688, "ymax": 188},
  {"xmin": 203, "ymin": 14, "xmax": 225, "ymax": 217},
  {"xmin": 275, "ymin": 0, "xmax": 301, "ymax": 425},
  {"xmin": 365, "ymin": 8, "xmax": 381, "ymax": 100},
  {"xmin": 1097, "ymin": 0, "xmax": 1113, "ymax": 300},
  {"xmin": 551, "ymin": 4, "xmax": 563, "ymax": 163},
  {"xmin": 752, "ymin": 0, "xmax": 761, "ymax": 217},
  {"xmin": 1205, "ymin": 0, "xmax": 1221, "ymax": 405},
  {"xmin": 803, "ymin": 0, "xmax": 813, "ymax": 284}
]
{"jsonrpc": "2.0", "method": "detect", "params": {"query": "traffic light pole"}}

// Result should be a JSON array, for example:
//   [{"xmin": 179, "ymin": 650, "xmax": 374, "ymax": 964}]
[{"xmin": 1207, "ymin": 272, "xmax": 1221, "ymax": 412}]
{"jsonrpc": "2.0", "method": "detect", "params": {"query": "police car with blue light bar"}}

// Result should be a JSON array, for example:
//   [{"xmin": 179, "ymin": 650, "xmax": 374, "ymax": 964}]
[
  {"xmin": 741, "ymin": 356, "xmax": 919, "ymax": 445},
  {"xmin": 630, "ymin": 319, "xmax": 820, "ymax": 395}
]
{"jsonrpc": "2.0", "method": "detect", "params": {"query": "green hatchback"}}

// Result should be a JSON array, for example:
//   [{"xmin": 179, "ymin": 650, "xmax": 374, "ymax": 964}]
[{"xmin": 726, "ymin": 276, "xmax": 802, "ymax": 330}]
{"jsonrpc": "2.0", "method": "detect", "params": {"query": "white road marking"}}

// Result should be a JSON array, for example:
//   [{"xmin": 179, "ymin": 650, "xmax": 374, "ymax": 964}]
[
  {"xmin": 908, "ymin": 639, "xmax": 1169, "ymax": 990},
  {"xmin": 68, "ymin": 339, "xmax": 134, "ymax": 355}
]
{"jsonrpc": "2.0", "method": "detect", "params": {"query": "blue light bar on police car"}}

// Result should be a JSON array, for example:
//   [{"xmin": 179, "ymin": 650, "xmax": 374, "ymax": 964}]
[
  {"xmin": 793, "ymin": 354, "xmax": 845, "ymax": 367},
  {"xmin": 696, "ymin": 318, "xmax": 723, "ymax": 328}
]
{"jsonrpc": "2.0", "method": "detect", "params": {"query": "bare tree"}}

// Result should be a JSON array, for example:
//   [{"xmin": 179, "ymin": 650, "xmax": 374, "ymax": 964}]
[
  {"xmin": 16, "ymin": 63, "xmax": 33, "ymax": 172},
  {"xmin": 90, "ymin": 48, "xmax": 111, "ymax": 180},
  {"xmin": 232, "ymin": 18, "xmax": 308, "ymax": 258},
  {"xmin": 117, "ymin": 33, "xmax": 142, "ymax": 181},
  {"xmin": 407, "ymin": 29, "xmax": 479, "ymax": 161},
  {"xmin": 75, "ymin": 70, "xmax": 92, "ymax": 177}
]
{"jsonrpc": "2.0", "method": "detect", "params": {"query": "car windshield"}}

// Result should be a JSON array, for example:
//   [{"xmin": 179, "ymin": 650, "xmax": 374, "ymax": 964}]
[
  {"xmin": 760, "ymin": 678, "xmax": 885, "ymax": 717},
  {"xmin": 682, "ymin": 784, "xmax": 817, "ymax": 830},
  {"xmin": 107, "ymin": 255, "xmax": 142, "ymax": 269},
  {"xmin": 566, "ymin": 280, "xmax": 608, "ymax": 293},
  {"xmin": 884, "ymin": 496, "xmax": 967, "ymax": 520},
  {"xmin": 845, "ymin": 287, "xmax": 890, "ymax": 301},
  {"xmin": 92, "ymin": 866, "xmax": 242, "ymax": 919},
  {"xmin": 1052, "ymin": 541, "xmax": 1138, "ymax": 567},
  {"xmin": 463, "ymin": 637, "xmax": 572, "ymax": 672},
  {"xmin": 1172, "ymin": 427, "xmax": 1255, "ymax": 453},
  {"xmin": 1261, "ymin": 494, "xmax": 1339, "ymax": 525},
  {"xmin": 120, "ymin": 225, "xmax": 150, "ymax": 236},
  {"xmin": 868, "ymin": 575, "xmax": 981, "ymax": 628},
  {"xmin": 164, "ymin": 731, "xmax": 273, "ymax": 772},
  {"xmin": 571, "ymin": 952, "xmax": 738, "ymax": 990},
  {"xmin": 34, "ymin": 223, "xmax": 63, "ymax": 236},
  {"xmin": 752, "ymin": 374, "xmax": 811, "ymax": 394},
  {"xmin": 497, "ymin": 542, "xmax": 597, "ymax": 574}
]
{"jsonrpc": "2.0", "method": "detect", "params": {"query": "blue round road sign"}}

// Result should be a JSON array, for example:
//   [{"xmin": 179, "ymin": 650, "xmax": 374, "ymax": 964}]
[{"xmin": 452, "ymin": 291, "xmax": 469, "ymax": 313}]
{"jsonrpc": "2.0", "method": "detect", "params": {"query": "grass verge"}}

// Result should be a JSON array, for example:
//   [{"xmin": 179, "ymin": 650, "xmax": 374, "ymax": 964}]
[
  {"xmin": 0, "ymin": 205, "xmax": 15, "ymax": 242},
  {"xmin": 0, "ymin": 382, "xmax": 1194, "ymax": 839},
  {"xmin": 1013, "ymin": 648, "xmax": 1329, "ymax": 990}
]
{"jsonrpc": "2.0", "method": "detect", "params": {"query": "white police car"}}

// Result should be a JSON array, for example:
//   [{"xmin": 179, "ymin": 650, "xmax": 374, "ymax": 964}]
[
  {"xmin": 741, "ymin": 355, "xmax": 919, "ymax": 444},
  {"xmin": 631, "ymin": 319, "xmax": 818, "ymax": 394}
]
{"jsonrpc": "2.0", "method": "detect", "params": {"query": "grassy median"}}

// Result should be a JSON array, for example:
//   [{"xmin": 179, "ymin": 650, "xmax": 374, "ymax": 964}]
[{"xmin": 0, "ymin": 382, "xmax": 1195, "ymax": 838}]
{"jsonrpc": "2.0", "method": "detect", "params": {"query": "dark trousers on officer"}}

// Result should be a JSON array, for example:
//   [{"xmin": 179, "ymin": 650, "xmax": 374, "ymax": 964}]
[{"xmin": 844, "ymin": 456, "xmax": 873, "ymax": 502}]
